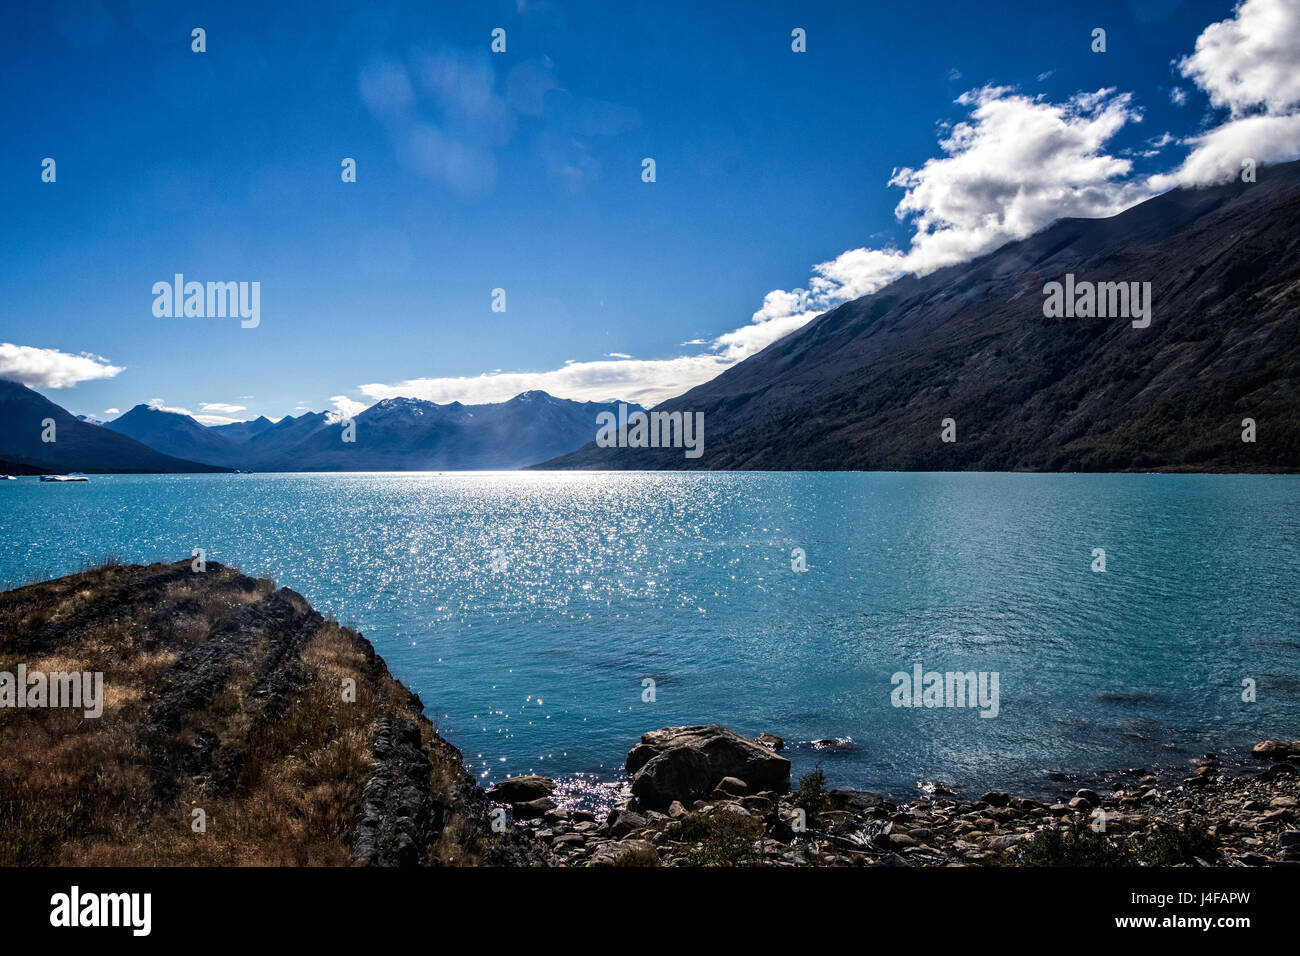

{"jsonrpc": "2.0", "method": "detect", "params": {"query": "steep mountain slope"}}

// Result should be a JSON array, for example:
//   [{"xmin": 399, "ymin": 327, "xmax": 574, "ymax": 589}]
[
  {"xmin": 106, "ymin": 404, "xmax": 242, "ymax": 468},
  {"xmin": 0, "ymin": 380, "xmax": 228, "ymax": 474},
  {"xmin": 542, "ymin": 161, "xmax": 1300, "ymax": 472}
]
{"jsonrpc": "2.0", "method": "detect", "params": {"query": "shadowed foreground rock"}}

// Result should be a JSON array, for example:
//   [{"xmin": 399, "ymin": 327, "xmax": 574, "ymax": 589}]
[{"xmin": 0, "ymin": 560, "xmax": 547, "ymax": 866}]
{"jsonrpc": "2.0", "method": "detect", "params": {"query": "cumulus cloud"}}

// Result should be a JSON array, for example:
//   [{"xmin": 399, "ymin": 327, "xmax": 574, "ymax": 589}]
[
  {"xmin": 104, "ymin": 408, "xmax": 120, "ymax": 416},
  {"xmin": 146, "ymin": 398, "xmax": 194, "ymax": 416},
  {"xmin": 0, "ymin": 343, "xmax": 124, "ymax": 389},
  {"xmin": 744, "ymin": 86, "xmax": 1153, "ymax": 337},
  {"xmin": 1160, "ymin": 0, "xmax": 1300, "ymax": 186},
  {"xmin": 192, "ymin": 401, "xmax": 248, "ymax": 425},
  {"xmin": 1156, "ymin": 112, "xmax": 1300, "ymax": 188},
  {"xmin": 325, "ymin": 395, "xmax": 369, "ymax": 423},
  {"xmin": 1178, "ymin": 0, "xmax": 1300, "ymax": 117}
]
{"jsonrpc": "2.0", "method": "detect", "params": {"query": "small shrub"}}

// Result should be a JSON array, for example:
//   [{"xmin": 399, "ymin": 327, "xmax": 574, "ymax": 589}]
[
  {"xmin": 1013, "ymin": 817, "xmax": 1129, "ymax": 867},
  {"xmin": 791, "ymin": 762, "xmax": 829, "ymax": 823},
  {"xmin": 682, "ymin": 811, "xmax": 764, "ymax": 867},
  {"xmin": 1136, "ymin": 819, "xmax": 1219, "ymax": 866},
  {"xmin": 611, "ymin": 844, "xmax": 661, "ymax": 867}
]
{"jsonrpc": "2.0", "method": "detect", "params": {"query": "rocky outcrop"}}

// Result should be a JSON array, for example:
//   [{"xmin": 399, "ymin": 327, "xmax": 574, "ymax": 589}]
[
  {"xmin": 1253, "ymin": 740, "xmax": 1300, "ymax": 761},
  {"xmin": 354, "ymin": 715, "xmax": 435, "ymax": 866},
  {"xmin": 626, "ymin": 725, "xmax": 791, "ymax": 810},
  {"xmin": 0, "ymin": 559, "xmax": 545, "ymax": 867}
]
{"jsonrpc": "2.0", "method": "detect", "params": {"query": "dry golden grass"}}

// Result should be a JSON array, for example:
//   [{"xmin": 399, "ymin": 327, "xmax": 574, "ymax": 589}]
[{"xmin": 0, "ymin": 560, "xmax": 490, "ymax": 867}]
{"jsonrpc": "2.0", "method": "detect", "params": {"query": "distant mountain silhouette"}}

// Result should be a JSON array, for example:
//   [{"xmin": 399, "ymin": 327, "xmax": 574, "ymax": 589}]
[
  {"xmin": 93, "ymin": 391, "xmax": 640, "ymax": 471},
  {"xmin": 541, "ymin": 161, "xmax": 1300, "ymax": 472},
  {"xmin": 0, "ymin": 380, "xmax": 227, "ymax": 474},
  {"xmin": 248, "ymin": 392, "xmax": 643, "ymax": 470},
  {"xmin": 208, "ymin": 415, "xmax": 274, "ymax": 443},
  {"xmin": 106, "ymin": 404, "xmax": 245, "ymax": 468}
]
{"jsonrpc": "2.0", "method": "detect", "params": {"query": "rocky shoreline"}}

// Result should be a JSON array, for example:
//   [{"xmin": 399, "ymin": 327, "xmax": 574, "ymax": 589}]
[{"xmin": 491, "ymin": 726, "xmax": 1300, "ymax": 867}]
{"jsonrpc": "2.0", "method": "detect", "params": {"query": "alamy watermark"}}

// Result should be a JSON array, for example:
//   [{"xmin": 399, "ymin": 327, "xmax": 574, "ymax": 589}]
[
  {"xmin": 891, "ymin": 662, "xmax": 1000, "ymax": 718},
  {"xmin": 1042, "ymin": 273, "xmax": 1151, "ymax": 329},
  {"xmin": 0, "ymin": 665, "xmax": 104, "ymax": 718},
  {"xmin": 596, "ymin": 404, "xmax": 704, "ymax": 459},
  {"xmin": 152, "ymin": 274, "xmax": 260, "ymax": 328},
  {"xmin": 50, "ymin": 886, "xmax": 150, "ymax": 936}
]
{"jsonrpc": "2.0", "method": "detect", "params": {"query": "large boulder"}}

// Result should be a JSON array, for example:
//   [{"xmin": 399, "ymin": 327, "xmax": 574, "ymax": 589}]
[
  {"xmin": 627, "ymin": 725, "xmax": 791, "ymax": 806},
  {"xmin": 512, "ymin": 797, "xmax": 557, "ymax": 820},
  {"xmin": 1253, "ymin": 740, "xmax": 1300, "ymax": 762},
  {"xmin": 605, "ymin": 808, "xmax": 647, "ymax": 838},
  {"xmin": 486, "ymin": 775, "xmax": 556, "ymax": 804},
  {"xmin": 631, "ymin": 747, "xmax": 714, "ymax": 811}
]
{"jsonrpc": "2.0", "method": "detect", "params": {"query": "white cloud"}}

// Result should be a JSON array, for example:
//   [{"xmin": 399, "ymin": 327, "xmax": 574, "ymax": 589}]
[
  {"xmin": 744, "ymin": 86, "xmax": 1152, "ymax": 337},
  {"xmin": 1155, "ymin": 112, "xmax": 1300, "ymax": 188},
  {"xmin": 0, "ymin": 343, "xmax": 124, "ymax": 389},
  {"xmin": 325, "ymin": 395, "xmax": 369, "ymax": 423},
  {"xmin": 1160, "ymin": 0, "xmax": 1300, "ymax": 186},
  {"xmin": 1169, "ymin": 86, "xmax": 1188, "ymax": 106},
  {"xmin": 192, "ymin": 402, "xmax": 248, "ymax": 426},
  {"xmin": 1177, "ymin": 0, "xmax": 1300, "ymax": 117},
  {"xmin": 104, "ymin": 408, "xmax": 120, "ymax": 416},
  {"xmin": 358, "ymin": 354, "xmax": 731, "ymax": 409},
  {"xmin": 606, "ymin": 352, "xmax": 633, "ymax": 359},
  {"xmin": 146, "ymin": 398, "xmax": 196, "ymax": 416}
]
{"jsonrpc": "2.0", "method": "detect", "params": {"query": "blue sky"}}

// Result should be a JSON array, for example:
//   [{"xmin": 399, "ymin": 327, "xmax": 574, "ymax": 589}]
[{"xmin": 2, "ymin": 0, "xmax": 1297, "ymax": 423}]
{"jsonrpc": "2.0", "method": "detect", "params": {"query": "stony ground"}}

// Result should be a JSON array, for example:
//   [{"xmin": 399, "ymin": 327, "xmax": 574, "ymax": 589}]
[{"xmin": 505, "ymin": 742, "xmax": 1300, "ymax": 867}]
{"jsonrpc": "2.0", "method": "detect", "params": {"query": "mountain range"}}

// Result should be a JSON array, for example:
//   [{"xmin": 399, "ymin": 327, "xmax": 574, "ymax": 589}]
[
  {"xmin": 0, "ymin": 385, "xmax": 642, "ymax": 473},
  {"xmin": 543, "ymin": 160, "xmax": 1300, "ymax": 472}
]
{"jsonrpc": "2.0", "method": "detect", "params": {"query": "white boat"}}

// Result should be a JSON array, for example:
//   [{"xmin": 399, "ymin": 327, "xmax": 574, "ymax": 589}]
[{"xmin": 40, "ymin": 474, "xmax": 89, "ymax": 482}]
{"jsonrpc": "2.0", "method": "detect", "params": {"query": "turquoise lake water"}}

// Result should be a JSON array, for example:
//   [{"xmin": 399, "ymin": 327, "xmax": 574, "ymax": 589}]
[{"xmin": 2, "ymin": 471, "xmax": 1297, "ymax": 803}]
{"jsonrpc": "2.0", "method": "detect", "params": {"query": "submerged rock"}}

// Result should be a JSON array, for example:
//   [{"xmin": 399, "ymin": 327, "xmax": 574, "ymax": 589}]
[{"xmin": 487, "ymin": 775, "xmax": 556, "ymax": 804}]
